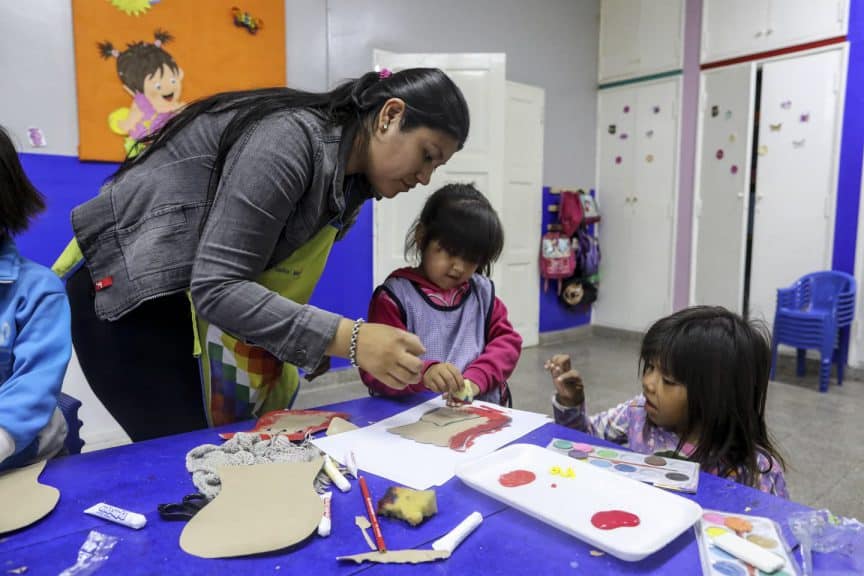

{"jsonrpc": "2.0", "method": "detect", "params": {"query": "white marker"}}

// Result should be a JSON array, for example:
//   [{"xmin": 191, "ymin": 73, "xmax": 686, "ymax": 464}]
[
  {"xmin": 323, "ymin": 454, "xmax": 351, "ymax": 492},
  {"xmin": 84, "ymin": 502, "xmax": 147, "ymax": 530},
  {"xmin": 710, "ymin": 530, "xmax": 785, "ymax": 573},
  {"xmin": 432, "ymin": 511, "xmax": 483, "ymax": 552},
  {"xmin": 317, "ymin": 492, "xmax": 332, "ymax": 537}
]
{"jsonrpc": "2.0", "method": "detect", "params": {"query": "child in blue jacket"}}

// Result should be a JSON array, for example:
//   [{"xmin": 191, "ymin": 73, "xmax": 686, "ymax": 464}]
[{"xmin": 0, "ymin": 126, "xmax": 70, "ymax": 471}]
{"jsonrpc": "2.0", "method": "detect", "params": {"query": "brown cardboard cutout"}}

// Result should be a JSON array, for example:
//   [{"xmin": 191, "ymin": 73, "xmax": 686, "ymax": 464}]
[
  {"xmin": 387, "ymin": 407, "xmax": 484, "ymax": 448},
  {"xmin": 220, "ymin": 410, "xmax": 351, "ymax": 441},
  {"xmin": 338, "ymin": 549, "xmax": 451, "ymax": 564},
  {"xmin": 0, "ymin": 461, "xmax": 60, "ymax": 533},
  {"xmin": 180, "ymin": 459, "xmax": 324, "ymax": 558},
  {"xmin": 326, "ymin": 417, "xmax": 359, "ymax": 436}
]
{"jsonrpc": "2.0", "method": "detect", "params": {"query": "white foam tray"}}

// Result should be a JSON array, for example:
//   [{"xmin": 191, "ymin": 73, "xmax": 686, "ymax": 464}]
[{"xmin": 456, "ymin": 443, "xmax": 703, "ymax": 561}]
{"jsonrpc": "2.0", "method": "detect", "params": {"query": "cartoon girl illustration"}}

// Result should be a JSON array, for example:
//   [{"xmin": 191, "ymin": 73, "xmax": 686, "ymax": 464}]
[{"xmin": 98, "ymin": 29, "xmax": 184, "ymax": 155}]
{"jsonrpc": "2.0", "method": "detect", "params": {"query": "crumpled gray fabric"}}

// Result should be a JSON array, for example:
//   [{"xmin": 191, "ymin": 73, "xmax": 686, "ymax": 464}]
[{"xmin": 185, "ymin": 432, "xmax": 329, "ymax": 499}]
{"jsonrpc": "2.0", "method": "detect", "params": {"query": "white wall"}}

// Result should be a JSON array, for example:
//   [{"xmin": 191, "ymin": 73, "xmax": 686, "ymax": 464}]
[{"xmin": 0, "ymin": 0, "xmax": 600, "ymax": 449}]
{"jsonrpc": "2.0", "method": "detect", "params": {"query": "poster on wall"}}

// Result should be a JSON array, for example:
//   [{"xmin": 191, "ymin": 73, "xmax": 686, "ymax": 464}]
[{"xmin": 71, "ymin": 0, "xmax": 285, "ymax": 162}]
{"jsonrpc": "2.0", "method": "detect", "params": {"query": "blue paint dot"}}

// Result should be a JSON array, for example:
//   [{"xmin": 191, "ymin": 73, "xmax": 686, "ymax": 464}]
[
  {"xmin": 709, "ymin": 545, "xmax": 737, "ymax": 562},
  {"xmin": 614, "ymin": 464, "xmax": 637, "ymax": 472},
  {"xmin": 589, "ymin": 459, "xmax": 612, "ymax": 468},
  {"xmin": 713, "ymin": 561, "xmax": 746, "ymax": 576}
]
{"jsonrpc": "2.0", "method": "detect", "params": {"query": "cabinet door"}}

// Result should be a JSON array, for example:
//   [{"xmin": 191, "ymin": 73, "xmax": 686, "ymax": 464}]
[
  {"xmin": 767, "ymin": 0, "xmax": 848, "ymax": 49},
  {"xmin": 638, "ymin": 0, "xmax": 685, "ymax": 76},
  {"xmin": 701, "ymin": 0, "xmax": 769, "ymax": 63},
  {"xmin": 691, "ymin": 63, "xmax": 757, "ymax": 313},
  {"xmin": 599, "ymin": 0, "xmax": 641, "ymax": 81},
  {"xmin": 749, "ymin": 49, "xmax": 844, "ymax": 323},
  {"xmin": 628, "ymin": 79, "xmax": 679, "ymax": 330},
  {"xmin": 594, "ymin": 86, "xmax": 636, "ymax": 329}
]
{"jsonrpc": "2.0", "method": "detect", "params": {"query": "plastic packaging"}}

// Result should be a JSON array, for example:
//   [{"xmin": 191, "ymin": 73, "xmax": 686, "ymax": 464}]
[
  {"xmin": 58, "ymin": 530, "xmax": 119, "ymax": 576},
  {"xmin": 788, "ymin": 509, "xmax": 864, "ymax": 576}
]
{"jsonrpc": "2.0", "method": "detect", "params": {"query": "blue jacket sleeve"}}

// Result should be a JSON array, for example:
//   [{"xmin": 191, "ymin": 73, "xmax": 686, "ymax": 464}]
[{"xmin": 0, "ymin": 277, "xmax": 71, "ymax": 458}]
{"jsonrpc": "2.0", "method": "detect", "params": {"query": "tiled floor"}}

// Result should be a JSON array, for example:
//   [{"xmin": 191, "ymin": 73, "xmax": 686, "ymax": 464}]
[{"xmin": 295, "ymin": 328, "xmax": 864, "ymax": 521}]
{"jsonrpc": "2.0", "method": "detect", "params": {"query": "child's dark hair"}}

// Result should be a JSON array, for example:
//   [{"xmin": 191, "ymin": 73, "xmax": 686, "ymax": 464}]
[
  {"xmin": 405, "ymin": 183, "xmax": 504, "ymax": 276},
  {"xmin": 639, "ymin": 306, "xmax": 786, "ymax": 488},
  {"xmin": 99, "ymin": 30, "xmax": 178, "ymax": 94},
  {"xmin": 0, "ymin": 126, "xmax": 46, "ymax": 237}
]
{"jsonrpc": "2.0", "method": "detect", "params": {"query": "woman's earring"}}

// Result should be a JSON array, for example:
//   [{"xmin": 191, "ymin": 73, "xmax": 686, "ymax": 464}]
[{"xmin": 383, "ymin": 122, "xmax": 389, "ymax": 131}]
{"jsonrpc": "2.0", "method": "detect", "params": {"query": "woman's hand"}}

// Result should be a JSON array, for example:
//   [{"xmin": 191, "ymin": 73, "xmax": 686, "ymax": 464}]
[
  {"xmin": 333, "ymin": 321, "xmax": 424, "ymax": 389},
  {"xmin": 544, "ymin": 354, "xmax": 584, "ymax": 407}
]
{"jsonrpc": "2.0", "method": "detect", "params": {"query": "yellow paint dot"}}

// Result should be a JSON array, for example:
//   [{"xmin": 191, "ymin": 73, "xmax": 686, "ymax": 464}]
[{"xmin": 706, "ymin": 527, "xmax": 728, "ymax": 538}]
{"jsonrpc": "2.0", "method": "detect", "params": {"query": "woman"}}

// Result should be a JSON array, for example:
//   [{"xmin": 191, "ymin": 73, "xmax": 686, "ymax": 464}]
[{"xmin": 66, "ymin": 68, "xmax": 470, "ymax": 441}]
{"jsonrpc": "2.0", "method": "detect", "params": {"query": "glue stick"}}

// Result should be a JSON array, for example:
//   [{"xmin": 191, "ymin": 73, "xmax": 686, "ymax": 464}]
[
  {"xmin": 84, "ymin": 502, "xmax": 147, "ymax": 530},
  {"xmin": 432, "ymin": 511, "xmax": 483, "ymax": 552},
  {"xmin": 317, "ymin": 492, "xmax": 333, "ymax": 537},
  {"xmin": 323, "ymin": 454, "xmax": 351, "ymax": 492}
]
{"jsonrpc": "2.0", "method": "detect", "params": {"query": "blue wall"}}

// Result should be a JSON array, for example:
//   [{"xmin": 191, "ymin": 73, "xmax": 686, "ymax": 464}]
[
  {"xmin": 833, "ymin": 0, "xmax": 864, "ymax": 273},
  {"xmin": 538, "ymin": 186, "xmax": 592, "ymax": 333}
]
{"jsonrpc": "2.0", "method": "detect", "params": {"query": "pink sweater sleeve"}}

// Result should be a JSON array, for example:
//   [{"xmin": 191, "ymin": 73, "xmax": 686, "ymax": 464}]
[
  {"xmin": 462, "ymin": 297, "xmax": 523, "ymax": 396},
  {"xmin": 360, "ymin": 287, "xmax": 429, "ymax": 396}
]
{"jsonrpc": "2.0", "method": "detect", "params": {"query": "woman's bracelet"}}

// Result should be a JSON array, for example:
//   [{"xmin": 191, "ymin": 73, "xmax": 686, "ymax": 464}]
[{"xmin": 349, "ymin": 318, "xmax": 365, "ymax": 368}]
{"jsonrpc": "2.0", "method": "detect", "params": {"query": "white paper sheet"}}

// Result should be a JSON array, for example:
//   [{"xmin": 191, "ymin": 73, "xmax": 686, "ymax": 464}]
[{"xmin": 311, "ymin": 397, "xmax": 550, "ymax": 490}]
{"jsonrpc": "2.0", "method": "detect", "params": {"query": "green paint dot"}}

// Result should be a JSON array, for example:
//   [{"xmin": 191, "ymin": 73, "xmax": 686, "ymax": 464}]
[
  {"xmin": 595, "ymin": 449, "xmax": 618, "ymax": 458},
  {"xmin": 553, "ymin": 440, "xmax": 573, "ymax": 450}
]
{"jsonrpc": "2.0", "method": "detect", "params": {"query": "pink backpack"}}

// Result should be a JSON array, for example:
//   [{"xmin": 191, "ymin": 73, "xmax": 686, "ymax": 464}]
[
  {"xmin": 559, "ymin": 190, "xmax": 584, "ymax": 236},
  {"xmin": 539, "ymin": 232, "xmax": 576, "ymax": 293}
]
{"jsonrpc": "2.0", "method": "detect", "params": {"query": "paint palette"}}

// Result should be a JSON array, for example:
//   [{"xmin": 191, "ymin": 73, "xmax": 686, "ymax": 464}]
[
  {"xmin": 695, "ymin": 510, "xmax": 799, "ymax": 576},
  {"xmin": 545, "ymin": 438, "xmax": 700, "ymax": 493},
  {"xmin": 456, "ymin": 443, "xmax": 703, "ymax": 561}
]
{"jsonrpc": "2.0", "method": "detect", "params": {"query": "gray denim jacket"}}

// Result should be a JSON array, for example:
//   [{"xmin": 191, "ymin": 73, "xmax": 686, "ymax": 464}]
[{"xmin": 72, "ymin": 108, "xmax": 371, "ymax": 372}]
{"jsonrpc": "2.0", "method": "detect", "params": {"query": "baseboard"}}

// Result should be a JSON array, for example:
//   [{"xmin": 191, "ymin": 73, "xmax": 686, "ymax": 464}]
[
  {"xmin": 588, "ymin": 325, "xmax": 643, "ymax": 342},
  {"xmin": 538, "ymin": 325, "xmax": 593, "ymax": 345}
]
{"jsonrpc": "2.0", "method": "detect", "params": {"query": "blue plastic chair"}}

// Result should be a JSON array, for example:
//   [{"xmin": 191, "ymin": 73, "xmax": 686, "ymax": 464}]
[
  {"xmin": 58, "ymin": 392, "xmax": 85, "ymax": 455},
  {"xmin": 769, "ymin": 271, "xmax": 857, "ymax": 392}
]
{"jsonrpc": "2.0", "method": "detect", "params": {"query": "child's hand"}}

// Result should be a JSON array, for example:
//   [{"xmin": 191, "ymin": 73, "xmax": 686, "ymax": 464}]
[
  {"xmin": 423, "ymin": 363, "xmax": 464, "ymax": 397},
  {"xmin": 545, "ymin": 354, "xmax": 584, "ymax": 407}
]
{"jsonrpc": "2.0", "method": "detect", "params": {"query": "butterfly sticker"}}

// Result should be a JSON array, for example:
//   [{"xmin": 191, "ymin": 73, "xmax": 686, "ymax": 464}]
[
  {"xmin": 608, "ymin": 124, "xmax": 617, "ymax": 135},
  {"xmin": 645, "ymin": 129, "xmax": 655, "ymax": 138},
  {"xmin": 619, "ymin": 133, "xmax": 629, "ymax": 140},
  {"xmin": 793, "ymin": 139, "xmax": 806, "ymax": 149},
  {"xmin": 623, "ymin": 105, "xmax": 631, "ymax": 114},
  {"xmin": 711, "ymin": 105, "xmax": 719, "ymax": 118},
  {"xmin": 652, "ymin": 105, "xmax": 661, "ymax": 114},
  {"xmin": 770, "ymin": 123, "xmax": 782, "ymax": 132},
  {"xmin": 724, "ymin": 110, "xmax": 733, "ymax": 120},
  {"xmin": 781, "ymin": 100, "xmax": 792, "ymax": 110},
  {"xmin": 800, "ymin": 113, "xmax": 810, "ymax": 123}
]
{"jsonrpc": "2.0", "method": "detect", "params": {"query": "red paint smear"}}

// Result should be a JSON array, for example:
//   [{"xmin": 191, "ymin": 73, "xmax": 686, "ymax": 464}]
[
  {"xmin": 448, "ymin": 405, "xmax": 512, "ymax": 452},
  {"xmin": 499, "ymin": 469, "xmax": 536, "ymax": 488},
  {"xmin": 219, "ymin": 409, "xmax": 351, "ymax": 440},
  {"xmin": 591, "ymin": 510, "xmax": 641, "ymax": 530}
]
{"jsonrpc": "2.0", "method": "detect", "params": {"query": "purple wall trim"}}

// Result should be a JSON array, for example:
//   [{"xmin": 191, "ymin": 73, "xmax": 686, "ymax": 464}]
[{"xmin": 673, "ymin": 0, "xmax": 703, "ymax": 310}]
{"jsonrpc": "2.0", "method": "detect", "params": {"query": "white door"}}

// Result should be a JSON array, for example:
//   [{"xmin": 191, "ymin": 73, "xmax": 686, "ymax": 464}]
[
  {"xmin": 500, "ymin": 81, "xmax": 544, "ymax": 347},
  {"xmin": 598, "ymin": 0, "xmax": 641, "ymax": 82},
  {"xmin": 852, "ymin": 154, "xmax": 864, "ymax": 368},
  {"xmin": 691, "ymin": 63, "xmax": 757, "ymax": 313},
  {"xmin": 767, "ymin": 0, "xmax": 848, "ymax": 49},
  {"xmin": 748, "ymin": 48, "xmax": 845, "ymax": 323},
  {"xmin": 372, "ymin": 50, "xmax": 506, "ymax": 288},
  {"xmin": 701, "ymin": 0, "xmax": 768, "ymax": 63},
  {"xmin": 593, "ymin": 86, "xmax": 637, "ymax": 329},
  {"xmin": 637, "ymin": 0, "xmax": 685, "ymax": 77},
  {"xmin": 628, "ymin": 79, "xmax": 680, "ymax": 330}
]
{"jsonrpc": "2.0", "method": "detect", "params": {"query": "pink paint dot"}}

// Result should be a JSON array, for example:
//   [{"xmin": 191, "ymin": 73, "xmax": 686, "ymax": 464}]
[
  {"xmin": 702, "ymin": 512, "xmax": 726, "ymax": 525},
  {"xmin": 570, "ymin": 443, "xmax": 594, "ymax": 453}
]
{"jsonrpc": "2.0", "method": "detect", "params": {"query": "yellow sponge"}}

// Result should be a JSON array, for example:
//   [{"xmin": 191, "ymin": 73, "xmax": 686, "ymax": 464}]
[{"xmin": 376, "ymin": 486, "xmax": 438, "ymax": 526}]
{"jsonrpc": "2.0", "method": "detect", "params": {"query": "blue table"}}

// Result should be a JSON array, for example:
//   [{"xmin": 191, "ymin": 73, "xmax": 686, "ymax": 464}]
[{"xmin": 0, "ymin": 396, "xmax": 857, "ymax": 575}]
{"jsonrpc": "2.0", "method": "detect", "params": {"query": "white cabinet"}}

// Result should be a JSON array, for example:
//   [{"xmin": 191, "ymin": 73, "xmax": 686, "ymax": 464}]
[
  {"xmin": 691, "ymin": 48, "xmax": 846, "ymax": 324},
  {"xmin": 599, "ymin": 0, "xmax": 684, "ymax": 82},
  {"xmin": 594, "ymin": 79, "xmax": 680, "ymax": 332},
  {"xmin": 702, "ymin": 0, "xmax": 848, "ymax": 64}
]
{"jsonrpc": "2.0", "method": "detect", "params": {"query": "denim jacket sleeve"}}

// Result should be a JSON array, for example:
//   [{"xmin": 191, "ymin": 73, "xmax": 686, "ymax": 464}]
[{"xmin": 190, "ymin": 112, "xmax": 341, "ymax": 372}]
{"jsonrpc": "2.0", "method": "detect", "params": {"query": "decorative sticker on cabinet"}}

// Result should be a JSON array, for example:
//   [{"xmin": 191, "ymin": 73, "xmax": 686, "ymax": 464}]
[
  {"xmin": 730, "ymin": 165, "xmax": 739, "ymax": 175},
  {"xmin": 758, "ymin": 145, "xmax": 768, "ymax": 157},
  {"xmin": 715, "ymin": 149, "xmax": 724, "ymax": 160},
  {"xmin": 711, "ymin": 105, "xmax": 719, "ymax": 118},
  {"xmin": 608, "ymin": 124, "xmax": 617, "ymax": 135},
  {"xmin": 728, "ymin": 133, "xmax": 736, "ymax": 143},
  {"xmin": 724, "ymin": 110, "xmax": 733, "ymax": 120},
  {"xmin": 645, "ymin": 154, "xmax": 654, "ymax": 164},
  {"xmin": 645, "ymin": 129, "xmax": 654, "ymax": 139},
  {"xmin": 623, "ymin": 105, "xmax": 630, "ymax": 114},
  {"xmin": 652, "ymin": 105, "xmax": 660, "ymax": 114},
  {"xmin": 27, "ymin": 127, "xmax": 47, "ymax": 148},
  {"xmin": 781, "ymin": 100, "xmax": 792, "ymax": 110},
  {"xmin": 769, "ymin": 123, "xmax": 782, "ymax": 132},
  {"xmin": 800, "ymin": 112, "xmax": 810, "ymax": 123},
  {"xmin": 615, "ymin": 156, "xmax": 622, "ymax": 165},
  {"xmin": 792, "ymin": 139, "xmax": 806, "ymax": 149},
  {"xmin": 619, "ymin": 133, "xmax": 629, "ymax": 140}
]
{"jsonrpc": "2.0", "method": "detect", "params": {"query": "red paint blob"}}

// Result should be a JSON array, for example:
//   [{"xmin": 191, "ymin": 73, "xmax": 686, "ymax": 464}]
[
  {"xmin": 591, "ymin": 510, "xmax": 641, "ymax": 530},
  {"xmin": 499, "ymin": 469, "xmax": 536, "ymax": 488},
  {"xmin": 448, "ymin": 405, "xmax": 512, "ymax": 452}
]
